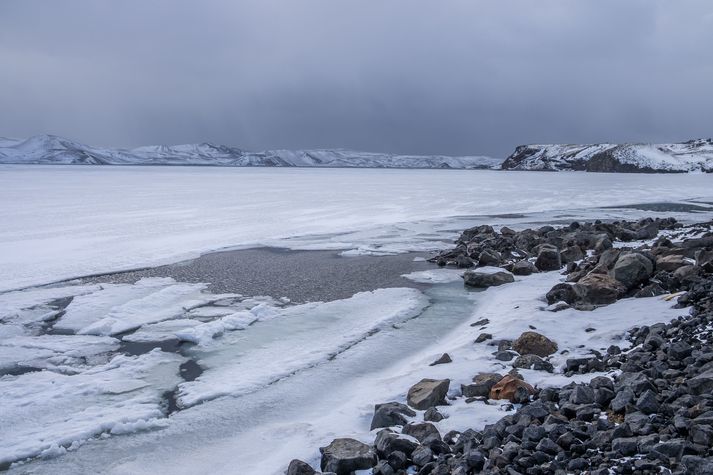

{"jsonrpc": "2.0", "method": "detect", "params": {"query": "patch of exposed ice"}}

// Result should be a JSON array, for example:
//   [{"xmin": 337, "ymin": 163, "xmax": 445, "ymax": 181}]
[
  {"xmin": 176, "ymin": 287, "xmax": 430, "ymax": 407},
  {"xmin": 0, "ymin": 284, "xmax": 101, "ymax": 328},
  {"xmin": 0, "ymin": 334, "xmax": 119, "ymax": 374},
  {"xmin": 120, "ymin": 319, "xmax": 204, "ymax": 343},
  {"xmin": 75, "ymin": 282, "xmax": 211, "ymax": 336},
  {"xmin": 401, "ymin": 268, "xmax": 464, "ymax": 284},
  {"xmin": 0, "ymin": 349, "xmax": 184, "ymax": 467},
  {"xmin": 54, "ymin": 278, "xmax": 176, "ymax": 332},
  {"xmin": 4, "ymin": 166, "xmax": 713, "ymax": 292}
]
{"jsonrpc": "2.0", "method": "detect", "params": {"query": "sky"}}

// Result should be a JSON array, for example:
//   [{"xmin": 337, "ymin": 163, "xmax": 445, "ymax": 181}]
[{"xmin": 0, "ymin": 0, "xmax": 712, "ymax": 157}]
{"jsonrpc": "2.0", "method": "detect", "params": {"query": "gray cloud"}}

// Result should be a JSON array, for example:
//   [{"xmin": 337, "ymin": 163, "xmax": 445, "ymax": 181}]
[{"xmin": 1, "ymin": 0, "xmax": 712, "ymax": 156}]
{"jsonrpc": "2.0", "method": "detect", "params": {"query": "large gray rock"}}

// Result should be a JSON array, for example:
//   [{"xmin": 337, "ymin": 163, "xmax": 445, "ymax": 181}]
[
  {"xmin": 512, "ymin": 331, "xmax": 558, "ymax": 357},
  {"xmin": 370, "ymin": 401, "xmax": 416, "ymax": 430},
  {"xmin": 374, "ymin": 429, "xmax": 418, "ymax": 457},
  {"xmin": 462, "ymin": 372, "xmax": 502, "ymax": 398},
  {"xmin": 477, "ymin": 248, "xmax": 502, "ymax": 266},
  {"xmin": 511, "ymin": 259, "xmax": 538, "ymax": 276},
  {"xmin": 560, "ymin": 245, "xmax": 584, "ymax": 264},
  {"xmin": 286, "ymin": 459, "xmax": 317, "ymax": 475},
  {"xmin": 656, "ymin": 254, "xmax": 688, "ymax": 272},
  {"xmin": 574, "ymin": 273, "xmax": 627, "ymax": 305},
  {"xmin": 402, "ymin": 422, "xmax": 441, "ymax": 443},
  {"xmin": 688, "ymin": 370, "xmax": 713, "ymax": 396},
  {"xmin": 320, "ymin": 438, "xmax": 376, "ymax": 475},
  {"xmin": 406, "ymin": 378, "xmax": 450, "ymax": 410},
  {"xmin": 695, "ymin": 248, "xmax": 713, "ymax": 270},
  {"xmin": 462, "ymin": 270, "xmax": 514, "ymax": 288},
  {"xmin": 512, "ymin": 354, "xmax": 554, "ymax": 372},
  {"xmin": 683, "ymin": 455, "xmax": 713, "ymax": 475},
  {"xmin": 535, "ymin": 246, "xmax": 562, "ymax": 271},
  {"xmin": 613, "ymin": 252, "xmax": 654, "ymax": 288}
]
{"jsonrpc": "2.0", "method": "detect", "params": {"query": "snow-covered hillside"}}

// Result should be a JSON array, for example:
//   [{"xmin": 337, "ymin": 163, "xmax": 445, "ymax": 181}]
[
  {"xmin": 500, "ymin": 139, "xmax": 713, "ymax": 173},
  {"xmin": 0, "ymin": 135, "xmax": 501, "ymax": 169}
]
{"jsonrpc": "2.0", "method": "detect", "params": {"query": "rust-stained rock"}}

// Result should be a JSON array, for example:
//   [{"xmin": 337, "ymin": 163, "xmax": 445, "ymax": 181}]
[{"xmin": 489, "ymin": 375, "xmax": 535, "ymax": 403}]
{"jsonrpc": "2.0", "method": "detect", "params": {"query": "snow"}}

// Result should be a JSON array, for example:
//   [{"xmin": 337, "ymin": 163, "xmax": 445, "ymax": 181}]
[
  {"xmin": 2, "ymin": 166, "xmax": 713, "ymax": 292},
  {"xmin": 0, "ymin": 349, "xmax": 184, "ymax": 466}
]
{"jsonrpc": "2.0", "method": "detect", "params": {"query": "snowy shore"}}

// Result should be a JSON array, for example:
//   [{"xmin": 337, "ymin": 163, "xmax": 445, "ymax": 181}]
[
  {"xmin": 2, "ymin": 167, "xmax": 713, "ymax": 474},
  {"xmin": 289, "ymin": 217, "xmax": 713, "ymax": 475}
]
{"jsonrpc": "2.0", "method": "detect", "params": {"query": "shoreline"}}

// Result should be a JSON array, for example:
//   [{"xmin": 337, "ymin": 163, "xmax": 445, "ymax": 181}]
[
  {"xmin": 290, "ymin": 217, "xmax": 713, "ymax": 475},
  {"xmin": 2, "ymin": 212, "xmax": 713, "ymax": 474}
]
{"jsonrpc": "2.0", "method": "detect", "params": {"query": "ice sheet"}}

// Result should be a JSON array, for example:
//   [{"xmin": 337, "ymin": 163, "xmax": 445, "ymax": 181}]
[
  {"xmin": 74, "ymin": 282, "xmax": 210, "ymax": 336},
  {"xmin": 0, "ymin": 349, "xmax": 184, "ymax": 466},
  {"xmin": 2, "ymin": 166, "xmax": 713, "ymax": 291},
  {"xmin": 176, "ymin": 287, "xmax": 430, "ymax": 407},
  {"xmin": 0, "ymin": 334, "xmax": 119, "ymax": 374},
  {"xmin": 29, "ymin": 273, "xmax": 689, "ymax": 475}
]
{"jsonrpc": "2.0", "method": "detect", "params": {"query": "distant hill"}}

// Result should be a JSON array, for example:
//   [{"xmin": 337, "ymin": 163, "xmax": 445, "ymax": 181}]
[
  {"xmin": 501, "ymin": 139, "xmax": 713, "ymax": 173},
  {"xmin": 0, "ymin": 135, "xmax": 502, "ymax": 169}
]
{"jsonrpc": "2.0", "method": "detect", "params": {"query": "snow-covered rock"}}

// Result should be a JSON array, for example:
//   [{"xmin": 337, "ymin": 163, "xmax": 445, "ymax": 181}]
[
  {"xmin": 0, "ymin": 134, "xmax": 501, "ymax": 169},
  {"xmin": 501, "ymin": 139, "xmax": 713, "ymax": 173}
]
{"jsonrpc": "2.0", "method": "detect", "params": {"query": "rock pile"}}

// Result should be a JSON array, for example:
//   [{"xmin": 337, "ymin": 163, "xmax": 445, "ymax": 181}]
[{"xmin": 287, "ymin": 218, "xmax": 713, "ymax": 475}]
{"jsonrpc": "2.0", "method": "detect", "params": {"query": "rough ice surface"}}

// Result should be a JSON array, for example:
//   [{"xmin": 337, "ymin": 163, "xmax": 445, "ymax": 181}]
[
  {"xmin": 176, "ymin": 288, "xmax": 429, "ymax": 408},
  {"xmin": 72, "ymin": 281, "xmax": 210, "ymax": 336},
  {"xmin": 0, "ymin": 334, "xmax": 119, "ymax": 374},
  {"xmin": 2, "ymin": 166, "xmax": 713, "ymax": 292},
  {"xmin": 2, "ymin": 167, "xmax": 713, "ymax": 474},
  {"xmin": 13, "ymin": 274, "xmax": 690, "ymax": 475},
  {"xmin": 54, "ymin": 278, "xmax": 176, "ymax": 333},
  {"xmin": 0, "ymin": 349, "xmax": 184, "ymax": 466},
  {"xmin": 120, "ymin": 319, "xmax": 203, "ymax": 343}
]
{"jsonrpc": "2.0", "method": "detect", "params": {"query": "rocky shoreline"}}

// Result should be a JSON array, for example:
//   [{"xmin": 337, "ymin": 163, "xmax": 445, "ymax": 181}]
[{"xmin": 286, "ymin": 216, "xmax": 713, "ymax": 475}]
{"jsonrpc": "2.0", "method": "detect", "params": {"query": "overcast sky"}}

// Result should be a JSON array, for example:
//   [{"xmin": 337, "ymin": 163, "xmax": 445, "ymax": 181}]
[{"xmin": 1, "ymin": 1, "xmax": 711, "ymax": 157}]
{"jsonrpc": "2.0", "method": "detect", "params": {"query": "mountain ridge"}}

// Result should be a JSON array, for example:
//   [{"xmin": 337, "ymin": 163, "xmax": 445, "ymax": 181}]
[
  {"xmin": 0, "ymin": 135, "xmax": 501, "ymax": 169},
  {"xmin": 500, "ymin": 139, "xmax": 713, "ymax": 173}
]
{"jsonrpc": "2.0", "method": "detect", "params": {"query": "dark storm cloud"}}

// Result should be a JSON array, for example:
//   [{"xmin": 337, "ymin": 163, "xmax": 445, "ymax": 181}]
[{"xmin": 0, "ymin": 0, "xmax": 712, "ymax": 156}]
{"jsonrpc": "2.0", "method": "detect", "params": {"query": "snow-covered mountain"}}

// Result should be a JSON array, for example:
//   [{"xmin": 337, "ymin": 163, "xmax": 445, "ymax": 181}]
[
  {"xmin": 500, "ymin": 139, "xmax": 713, "ymax": 173},
  {"xmin": 0, "ymin": 135, "xmax": 501, "ymax": 169}
]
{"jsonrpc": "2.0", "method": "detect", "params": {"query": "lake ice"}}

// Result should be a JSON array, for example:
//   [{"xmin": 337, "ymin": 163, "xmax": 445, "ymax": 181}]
[{"xmin": 1, "ymin": 165, "xmax": 713, "ymax": 473}]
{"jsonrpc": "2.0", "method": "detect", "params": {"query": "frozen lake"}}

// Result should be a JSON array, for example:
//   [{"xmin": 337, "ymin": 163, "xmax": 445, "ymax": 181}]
[
  {"xmin": 2, "ymin": 165, "xmax": 713, "ymax": 292},
  {"xmin": 1, "ymin": 166, "xmax": 713, "ymax": 474}
]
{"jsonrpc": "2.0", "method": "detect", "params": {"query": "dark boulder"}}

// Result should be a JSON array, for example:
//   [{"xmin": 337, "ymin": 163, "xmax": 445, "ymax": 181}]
[
  {"xmin": 477, "ymin": 248, "xmax": 502, "ymax": 266},
  {"xmin": 511, "ymin": 259, "xmax": 538, "ymax": 276},
  {"xmin": 429, "ymin": 353, "xmax": 452, "ymax": 366},
  {"xmin": 371, "ymin": 402, "xmax": 416, "ymax": 430},
  {"xmin": 462, "ymin": 270, "xmax": 514, "ymax": 288},
  {"xmin": 613, "ymin": 252, "xmax": 654, "ymax": 289},
  {"xmin": 512, "ymin": 331, "xmax": 558, "ymax": 357},
  {"xmin": 535, "ymin": 246, "xmax": 562, "ymax": 271},
  {"xmin": 286, "ymin": 459, "xmax": 317, "ymax": 475},
  {"xmin": 512, "ymin": 354, "xmax": 554, "ymax": 372},
  {"xmin": 574, "ymin": 273, "xmax": 626, "ymax": 306},
  {"xmin": 407, "ymin": 379, "xmax": 450, "ymax": 410},
  {"xmin": 320, "ymin": 438, "xmax": 377, "ymax": 475}
]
